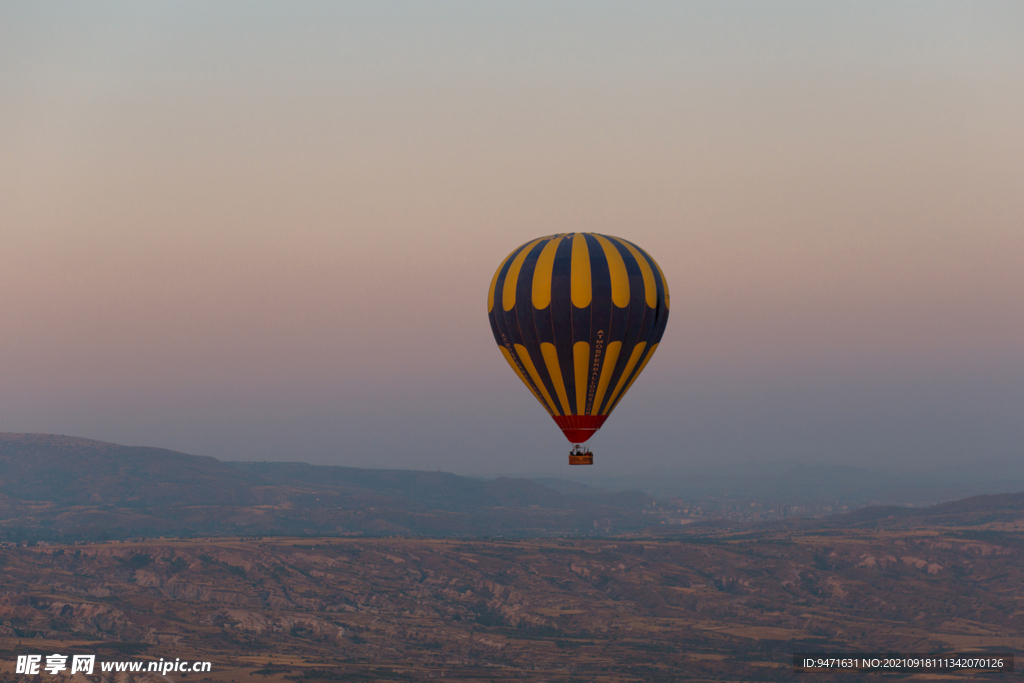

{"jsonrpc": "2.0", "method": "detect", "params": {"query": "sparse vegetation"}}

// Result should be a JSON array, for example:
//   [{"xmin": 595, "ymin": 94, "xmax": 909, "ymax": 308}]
[
  {"xmin": 1, "ymin": 434, "xmax": 1022, "ymax": 680},
  {"xmin": 0, "ymin": 525, "xmax": 1018, "ymax": 681}
]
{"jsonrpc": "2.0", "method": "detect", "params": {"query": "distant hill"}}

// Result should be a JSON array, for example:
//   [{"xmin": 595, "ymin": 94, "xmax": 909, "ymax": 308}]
[
  {"xmin": 0, "ymin": 433, "xmax": 268, "ymax": 506},
  {"xmin": 812, "ymin": 490, "xmax": 1024, "ymax": 530},
  {"xmin": 0, "ymin": 433, "xmax": 653, "ymax": 540},
  {"xmin": 576, "ymin": 460, "xmax": 1024, "ymax": 507},
  {"xmin": 5, "ymin": 433, "xmax": 1021, "ymax": 542}
]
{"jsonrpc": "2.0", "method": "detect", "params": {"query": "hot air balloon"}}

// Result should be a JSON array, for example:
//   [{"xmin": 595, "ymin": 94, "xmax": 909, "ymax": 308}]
[{"xmin": 487, "ymin": 233, "xmax": 669, "ymax": 465}]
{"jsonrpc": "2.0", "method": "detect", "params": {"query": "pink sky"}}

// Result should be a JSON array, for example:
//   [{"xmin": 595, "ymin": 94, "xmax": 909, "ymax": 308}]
[{"xmin": 1, "ymin": 3, "xmax": 1021, "ymax": 474}]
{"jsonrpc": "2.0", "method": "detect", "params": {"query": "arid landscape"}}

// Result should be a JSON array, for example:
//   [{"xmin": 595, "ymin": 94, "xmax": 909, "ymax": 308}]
[
  {"xmin": 1, "ymin": 435, "xmax": 1022, "ymax": 681},
  {"xmin": 1, "ymin": 520, "xmax": 1022, "ymax": 680}
]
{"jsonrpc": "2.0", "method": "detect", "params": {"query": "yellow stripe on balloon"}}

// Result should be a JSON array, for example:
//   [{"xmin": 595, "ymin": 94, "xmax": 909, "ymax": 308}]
[
  {"xmin": 570, "ymin": 233, "xmax": 592, "ymax": 308},
  {"xmin": 502, "ymin": 238, "xmax": 545, "ymax": 312},
  {"xmin": 592, "ymin": 340, "xmax": 622, "ymax": 414},
  {"xmin": 541, "ymin": 342, "xmax": 571, "ymax": 416},
  {"xmin": 601, "ymin": 342, "xmax": 646, "ymax": 415},
  {"xmin": 497, "ymin": 344, "xmax": 548, "ymax": 413},
  {"xmin": 531, "ymin": 237, "xmax": 561, "ymax": 309},
  {"xmin": 593, "ymin": 234, "xmax": 630, "ymax": 308},
  {"xmin": 610, "ymin": 343, "xmax": 659, "ymax": 412},
  {"xmin": 488, "ymin": 249, "xmax": 516, "ymax": 313},
  {"xmin": 652, "ymin": 257, "xmax": 670, "ymax": 310},
  {"xmin": 499, "ymin": 346, "xmax": 550, "ymax": 414},
  {"xmin": 573, "ymin": 341, "xmax": 589, "ymax": 415},
  {"xmin": 515, "ymin": 343, "xmax": 558, "ymax": 415},
  {"xmin": 617, "ymin": 239, "xmax": 656, "ymax": 308}
]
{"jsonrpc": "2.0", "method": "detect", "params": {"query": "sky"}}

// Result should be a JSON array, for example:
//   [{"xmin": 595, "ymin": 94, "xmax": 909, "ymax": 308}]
[{"xmin": 2, "ymin": 2, "xmax": 1022, "ymax": 477}]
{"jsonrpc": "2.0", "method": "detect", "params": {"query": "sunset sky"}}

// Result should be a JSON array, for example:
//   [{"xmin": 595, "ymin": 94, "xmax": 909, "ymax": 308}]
[{"xmin": 2, "ymin": 2, "xmax": 1022, "ymax": 476}]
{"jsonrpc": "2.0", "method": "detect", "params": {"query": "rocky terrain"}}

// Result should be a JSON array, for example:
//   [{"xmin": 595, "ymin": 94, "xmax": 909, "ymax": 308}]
[
  {"xmin": 2, "ymin": 432, "xmax": 1022, "ymax": 681},
  {"xmin": 0, "ymin": 520, "xmax": 1021, "ymax": 682}
]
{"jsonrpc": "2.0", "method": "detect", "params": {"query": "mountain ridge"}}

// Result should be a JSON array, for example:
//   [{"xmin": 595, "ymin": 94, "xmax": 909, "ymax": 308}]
[
  {"xmin": 3, "ymin": 433, "xmax": 1023, "ymax": 541},
  {"xmin": 0, "ymin": 432, "xmax": 653, "ymax": 539}
]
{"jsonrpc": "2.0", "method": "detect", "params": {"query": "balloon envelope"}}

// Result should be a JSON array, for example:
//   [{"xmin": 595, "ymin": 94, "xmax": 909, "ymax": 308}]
[{"xmin": 487, "ymin": 233, "xmax": 669, "ymax": 443}]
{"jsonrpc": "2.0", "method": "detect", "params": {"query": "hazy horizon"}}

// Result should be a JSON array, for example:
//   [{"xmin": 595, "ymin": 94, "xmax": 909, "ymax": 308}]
[{"xmin": 2, "ymin": 2, "xmax": 1022, "ymax": 476}]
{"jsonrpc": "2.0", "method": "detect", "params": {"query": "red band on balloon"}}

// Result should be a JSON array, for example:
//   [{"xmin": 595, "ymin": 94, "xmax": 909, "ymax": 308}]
[{"xmin": 552, "ymin": 415, "xmax": 608, "ymax": 443}]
